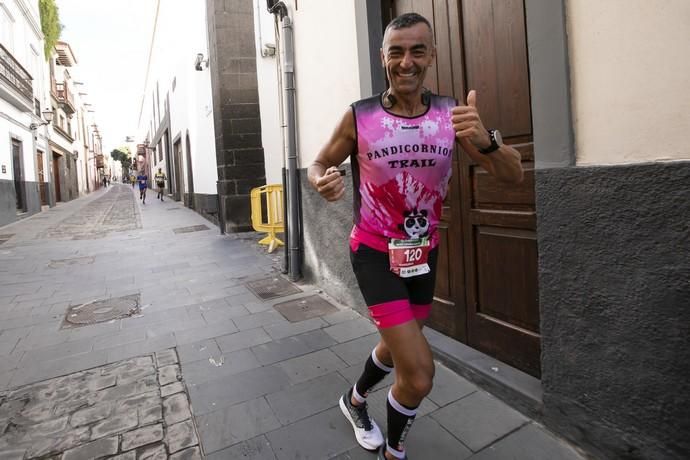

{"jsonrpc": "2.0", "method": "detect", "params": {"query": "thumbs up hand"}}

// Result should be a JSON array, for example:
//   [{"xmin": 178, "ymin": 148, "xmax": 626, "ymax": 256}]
[{"xmin": 451, "ymin": 90, "xmax": 491, "ymax": 150}]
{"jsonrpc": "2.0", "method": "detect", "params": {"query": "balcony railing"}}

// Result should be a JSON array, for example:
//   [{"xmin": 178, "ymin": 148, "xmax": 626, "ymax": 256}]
[
  {"xmin": 0, "ymin": 43, "xmax": 33, "ymax": 102},
  {"xmin": 55, "ymin": 82, "xmax": 75, "ymax": 114}
]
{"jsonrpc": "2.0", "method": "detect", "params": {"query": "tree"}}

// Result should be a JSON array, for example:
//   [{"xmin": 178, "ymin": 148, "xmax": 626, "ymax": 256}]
[
  {"xmin": 111, "ymin": 147, "xmax": 133, "ymax": 177},
  {"xmin": 39, "ymin": 0, "xmax": 62, "ymax": 60}
]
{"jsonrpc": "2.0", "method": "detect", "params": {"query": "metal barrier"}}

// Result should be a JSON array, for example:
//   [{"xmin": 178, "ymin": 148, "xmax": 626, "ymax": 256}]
[{"xmin": 250, "ymin": 184, "xmax": 284, "ymax": 253}]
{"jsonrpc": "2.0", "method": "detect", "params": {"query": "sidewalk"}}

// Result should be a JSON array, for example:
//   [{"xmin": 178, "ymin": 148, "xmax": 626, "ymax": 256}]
[{"xmin": 0, "ymin": 185, "xmax": 586, "ymax": 459}]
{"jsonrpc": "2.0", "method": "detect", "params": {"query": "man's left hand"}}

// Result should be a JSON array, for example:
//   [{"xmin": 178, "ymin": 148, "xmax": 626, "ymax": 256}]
[{"xmin": 451, "ymin": 90, "xmax": 491, "ymax": 150}]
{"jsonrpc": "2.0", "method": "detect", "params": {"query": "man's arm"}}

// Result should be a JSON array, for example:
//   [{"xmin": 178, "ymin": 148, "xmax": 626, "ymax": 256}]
[
  {"xmin": 458, "ymin": 139, "xmax": 523, "ymax": 183},
  {"xmin": 452, "ymin": 90, "xmax": 524, "ymax": 184},
  {"xmin": 307, "ymin": 109, "xmax": 357, "ymax": 202}
]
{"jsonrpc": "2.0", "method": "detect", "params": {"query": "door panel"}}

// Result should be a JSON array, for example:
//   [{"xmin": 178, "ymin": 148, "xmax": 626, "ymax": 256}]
[
  {"xmin": 462, "ymin": 0, "xmax": 532, "ymax": 137},
  {"xmin": 185, "ymin": 135, "xmax": 195, "ymax": 209},
  {"xmin": 37, "ymin": 151, "xmax": 47, "ymax": 206},
  {"xmin": 52, "ymin": 153, "xmax": 61, "ymax": 202},
  {"xmin": 12, "ymin": 140, "xmax": 24, "ymax": 211},
  {"xmin": 476, "ymin": 227, "xmax": 539, "ymax": 331},
  {"xmin": 173, "ymin": 140, "xmax": 183, "ymax": 201},
  {"xmin": 392, "ymin": 0, "xmax": 540, "ymax": 376}
]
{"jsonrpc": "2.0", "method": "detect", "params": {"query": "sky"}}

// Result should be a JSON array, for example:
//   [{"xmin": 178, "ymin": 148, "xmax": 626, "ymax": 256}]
[{"xmin": 56, "ymin": 0, "xmax": 157, "ymax": 155}]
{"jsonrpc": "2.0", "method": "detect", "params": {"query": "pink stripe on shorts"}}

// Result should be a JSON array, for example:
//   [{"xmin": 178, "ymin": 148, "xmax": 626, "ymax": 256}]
[{"xmin": 369, "ymin": 300, "xmax": 431, "ymax": 328}]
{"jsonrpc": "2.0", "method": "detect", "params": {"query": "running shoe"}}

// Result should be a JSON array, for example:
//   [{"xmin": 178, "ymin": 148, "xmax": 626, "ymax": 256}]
[{"xmin": 339, "ymin": 389, "xmax": 384, "ymax": 450}]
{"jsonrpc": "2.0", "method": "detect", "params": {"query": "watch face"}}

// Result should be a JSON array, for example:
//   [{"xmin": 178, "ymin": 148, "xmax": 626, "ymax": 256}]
[{"xmin": 493, "ymin": 129, "xmax": 503, "ymax": 146}]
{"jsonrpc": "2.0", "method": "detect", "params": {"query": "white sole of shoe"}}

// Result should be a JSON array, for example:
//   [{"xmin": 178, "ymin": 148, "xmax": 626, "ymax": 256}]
[{"xmin": 339, "ymin": 396, "xmax": 384, "ymax": 451}]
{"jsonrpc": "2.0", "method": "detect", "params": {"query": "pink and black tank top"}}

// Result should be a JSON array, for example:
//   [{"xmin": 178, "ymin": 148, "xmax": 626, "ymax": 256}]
[{"xmin": 349, "ymin": 93, "xmax": 457, "ymax": 252}]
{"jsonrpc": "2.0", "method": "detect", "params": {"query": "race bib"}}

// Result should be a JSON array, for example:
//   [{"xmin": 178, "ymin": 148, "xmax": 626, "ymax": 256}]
[{"xmin": 388, "ymin": 237, "xmax": 430, "ymax": 278}]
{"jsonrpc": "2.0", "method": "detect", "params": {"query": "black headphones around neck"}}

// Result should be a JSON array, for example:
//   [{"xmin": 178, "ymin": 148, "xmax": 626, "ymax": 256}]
[{"xmin": 382, "ymin": 88, "xmax": 431, "ymax": 109}]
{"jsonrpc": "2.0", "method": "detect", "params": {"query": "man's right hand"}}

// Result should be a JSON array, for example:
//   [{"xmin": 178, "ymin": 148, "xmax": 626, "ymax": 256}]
[{"xmin": 315, "ymin": 166, "xmax": 345, "ymax": 201}]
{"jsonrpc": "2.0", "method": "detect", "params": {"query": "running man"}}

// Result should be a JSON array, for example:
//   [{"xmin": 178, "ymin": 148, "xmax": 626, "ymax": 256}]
[
  {"xmin": 136, "ymin": 170, "xmax": 148, "ymax": 204},
  {"xmin": 308, "ymin": 13, "xmax": 523, "ymax": 460},
  {"xmin": 154, "ymin": 167, "xmax": 167, "ymax": 201}
]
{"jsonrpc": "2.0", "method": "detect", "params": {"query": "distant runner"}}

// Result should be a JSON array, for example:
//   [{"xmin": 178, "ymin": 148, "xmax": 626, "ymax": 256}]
[
  {"xmin": 137, "ymin": 171, "xmax": 148, "ymax": 204},
  {"xmin": 154, "ymin": 168, "xmax": 167, "ymax": 201}
]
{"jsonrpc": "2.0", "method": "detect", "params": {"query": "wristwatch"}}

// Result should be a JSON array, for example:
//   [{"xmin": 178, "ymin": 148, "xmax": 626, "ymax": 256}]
[{"xmin": 478, "ymin": 129, "xmax": 502, "ymax": 155}]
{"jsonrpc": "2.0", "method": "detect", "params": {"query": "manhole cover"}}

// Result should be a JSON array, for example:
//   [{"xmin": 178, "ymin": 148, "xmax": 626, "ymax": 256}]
[
  {"xmin": 274, "ymin": 295, "xmax": 339, "ymax": 322},
  {"xmin": 167, "ymin": 208, "xmax": 182, "ymax": 211},
  {"xmin": 246, "ymin": 276, "xmax": 302, "ymax": 300},
  {"xmin": 173, "ymin": 224, "xmax": 210, "ymax": 234},
  {"xmin": 49, "ymin": 256, "xmax": 95, "ymax": 268},
  {"xmin": 62, "ymin": 294, "xmax": 141, "ymax": 329}
]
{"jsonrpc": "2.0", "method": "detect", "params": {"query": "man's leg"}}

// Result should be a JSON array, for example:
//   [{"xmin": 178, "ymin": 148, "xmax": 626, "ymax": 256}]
[
  {"xmin": 378, "ymin": 321, "xmax": 434, "ymax": 460},
  {"xmin": 374, "ymin": 250, "xmax": 438, "ymax": 459},
  {"xmin": 342, "ymin": 243, "xmax": 418, "ymax": 451}
]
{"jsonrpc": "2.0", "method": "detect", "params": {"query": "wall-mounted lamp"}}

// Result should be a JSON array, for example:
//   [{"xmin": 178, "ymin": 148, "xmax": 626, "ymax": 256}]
[
  {"xmin": 29, "ymin": 109, "xmax": 54, "ymax": 130},
  {"xmin": 267, "ymin": 0, "xmax": 287, "ymax": 18},
  {"xmin": 194, "ymin": 53, "xmax": 209, "ymax": 71},
  {"xmin": 262, "ymin": 43, "xmax": 276, "ymax": 57}
]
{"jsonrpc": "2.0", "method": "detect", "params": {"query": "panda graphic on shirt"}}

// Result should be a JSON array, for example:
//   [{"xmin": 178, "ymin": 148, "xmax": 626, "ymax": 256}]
[{"xmin": 398, "ymin": 209, "xmax": 430, "ymax": 239}]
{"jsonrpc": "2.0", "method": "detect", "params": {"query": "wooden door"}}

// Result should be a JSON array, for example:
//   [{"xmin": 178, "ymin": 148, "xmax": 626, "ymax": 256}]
[
  {"xmin": 173, "ymin": 140, "xmax": 183, "ymax": 201},
  {"xmin": 12, "ymin": 140, "xmax": 24, "ymax": 211},
  {"xmin": 392, "ymin": 0, "xmax": 540, "ymax": 376},
  {"xmin": 37, "ymin": 151, "xmax": 47, "ymax": 205},
  {"xmin": 52, "ymin": 153, "xmax": 61, "ymax": 202},
  {"xmin": 185, "ymin": 134, "xmax": 195, "ymax": 209}
]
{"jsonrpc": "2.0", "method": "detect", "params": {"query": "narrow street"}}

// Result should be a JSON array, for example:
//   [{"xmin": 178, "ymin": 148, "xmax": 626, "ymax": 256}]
[{"xmin": 0, "ymin": 186, "xmax": 583, "ymax": 459}]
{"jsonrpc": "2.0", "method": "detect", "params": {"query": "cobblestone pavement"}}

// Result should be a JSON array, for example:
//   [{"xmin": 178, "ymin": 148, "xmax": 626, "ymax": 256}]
[
  {"xmin": 0, "ymin": 185, "xmax": 585, "ymax": 459},
  {"xmin": 0, "ymin": 350, "xmax": 199, "ymax": 459},
  {"xmin": 36, "ymin": 185, "xmax": 140, "ymax": 240}
]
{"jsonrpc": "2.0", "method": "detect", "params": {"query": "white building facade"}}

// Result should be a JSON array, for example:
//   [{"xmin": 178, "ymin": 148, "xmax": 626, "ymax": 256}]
[
  {"xmin": 0, "ymin": 0, "xmax": 50, "ymax": 226},
  {"xmin": 0, "ymin": 1, "xmax": 104, "ymax": 227},
  {"xmin": 137, "ymin": 0, "xmax": 216, "ymax": 211}
]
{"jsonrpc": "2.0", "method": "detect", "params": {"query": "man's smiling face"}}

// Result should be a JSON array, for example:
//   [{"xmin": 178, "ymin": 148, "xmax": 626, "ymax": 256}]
[{"xmin": 381, "ymin": 22, "xmax": 436, "ymax": 97}]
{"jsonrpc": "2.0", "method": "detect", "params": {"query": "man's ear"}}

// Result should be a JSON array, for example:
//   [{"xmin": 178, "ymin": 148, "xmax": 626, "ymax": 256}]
[{"xmin": 380, "ymin": 48, "xmax": 385, "ymax": 67}]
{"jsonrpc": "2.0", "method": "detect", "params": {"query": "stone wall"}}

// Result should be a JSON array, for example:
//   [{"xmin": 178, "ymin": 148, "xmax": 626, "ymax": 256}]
[
  {"xmin": 206, "ymin": 0, "xmax": 266, "ymax": 233},
  {"xmin": 536, "ymin": 161, "xmax": 690, "ymax": 459},
  {"xmin": 299, "ymin": 164, "xmax": 366, "ymax": 315}
]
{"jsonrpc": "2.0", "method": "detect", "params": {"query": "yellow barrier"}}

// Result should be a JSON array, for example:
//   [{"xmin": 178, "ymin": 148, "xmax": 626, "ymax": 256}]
[{"xmin": 250, "ymin": 184, "xmax": 285, "ymax": 253}]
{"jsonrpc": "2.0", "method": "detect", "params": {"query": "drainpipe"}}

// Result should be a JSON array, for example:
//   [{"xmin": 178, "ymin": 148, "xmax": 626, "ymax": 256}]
[{"xmin": 269, "ymin": 2, "xmax": 301, "ymax": 281}]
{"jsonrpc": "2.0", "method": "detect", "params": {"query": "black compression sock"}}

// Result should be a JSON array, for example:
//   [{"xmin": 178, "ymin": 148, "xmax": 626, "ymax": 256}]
[
  {"xmin": 353, "ymin": 348, "xmax": 393, "ymax": 403},
  {"xmin": 386, "ymin": 390, "xmax": 417, "ymax": 458}
]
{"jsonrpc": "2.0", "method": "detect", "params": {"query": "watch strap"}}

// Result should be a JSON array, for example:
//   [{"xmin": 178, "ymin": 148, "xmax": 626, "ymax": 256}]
[{"xmin": 479, "ymin": 129, "xmax": 500, "ymax": 154}]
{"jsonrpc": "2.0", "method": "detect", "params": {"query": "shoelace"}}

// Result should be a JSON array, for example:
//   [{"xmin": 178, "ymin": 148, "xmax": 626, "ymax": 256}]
[{"xmin": 352, "ymin": 401, "xmax": 373, "ymax": 431}]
